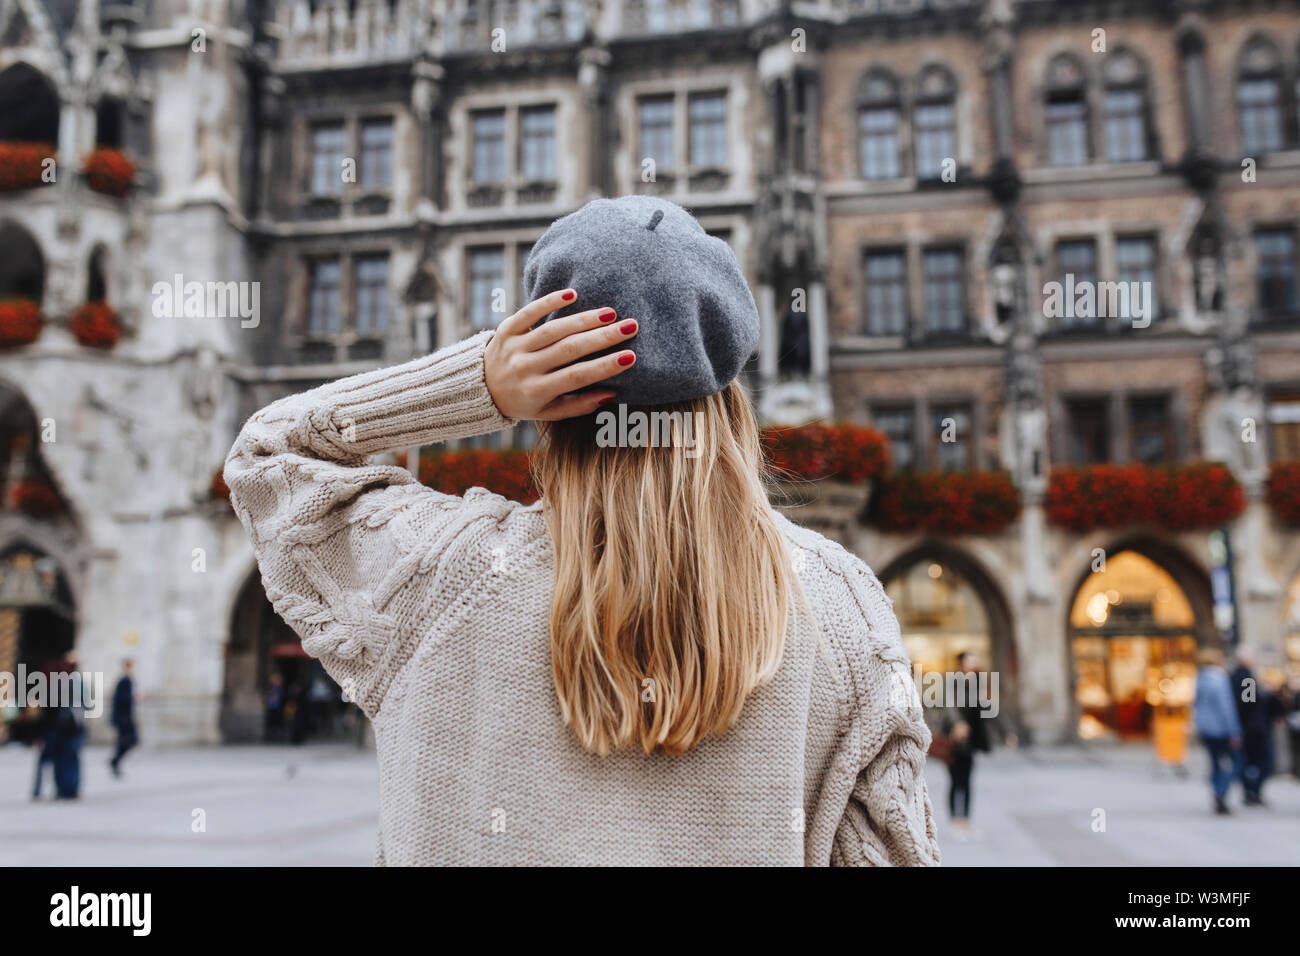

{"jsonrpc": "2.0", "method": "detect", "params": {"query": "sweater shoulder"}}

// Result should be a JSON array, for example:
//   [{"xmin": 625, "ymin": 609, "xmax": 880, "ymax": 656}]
[{"xmin": 773, "ymin": 512, "xmax": 909, "ymax": 669}]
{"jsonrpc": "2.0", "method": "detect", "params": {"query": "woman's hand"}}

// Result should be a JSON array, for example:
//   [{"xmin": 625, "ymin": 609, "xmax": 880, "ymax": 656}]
[{"xmin": 484, "ymin": 289, "xmax": 638, "ymax": 421}]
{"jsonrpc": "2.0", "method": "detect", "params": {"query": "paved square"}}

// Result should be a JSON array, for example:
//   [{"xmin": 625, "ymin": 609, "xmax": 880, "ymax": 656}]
[{"xmin": 2, "ymin": 741, "xmax": 1296, "ymax": 865}]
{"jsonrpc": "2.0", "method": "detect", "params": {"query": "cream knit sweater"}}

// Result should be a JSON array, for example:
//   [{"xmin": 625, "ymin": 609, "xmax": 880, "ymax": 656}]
[{"xmin": 225, "ymin": 330, "xmax": 940, "ymax": 867}]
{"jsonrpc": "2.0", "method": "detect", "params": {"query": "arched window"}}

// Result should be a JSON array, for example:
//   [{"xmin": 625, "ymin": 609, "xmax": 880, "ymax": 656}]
[
  {"xmin": 1101, "ymin": 48, "xmax": 1150, "ymax": 162},
  {"xmin": 0, "ymin": 63, "xmax": 60, "ymax": 145},
  {"xmin": 0, "ymin": 221, "xmax": 45, "ymax": 304},
  {"xmin": 1237, "ymin": 37, "xmax": 1286, "ymax": 155},
  {"xmin": 87, "ymin": 246, "xmax": 108, "ymax": 303},
  {"xmin": 856, "ymin": 69, "xmax": 901, "ymax": 181},
  {"xmin": 1044, "ymin": 53, "xmax": 1090, "ymax": 166},
  {"xmin": 913, "ymin": 65, "xmax": 957, "ymax": 180}
]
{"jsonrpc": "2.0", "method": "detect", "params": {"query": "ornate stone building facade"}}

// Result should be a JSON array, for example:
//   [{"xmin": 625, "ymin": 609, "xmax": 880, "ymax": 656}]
[{"xmin": 3, "ymin": 0, "xmax": 1300, "ymax": 746}]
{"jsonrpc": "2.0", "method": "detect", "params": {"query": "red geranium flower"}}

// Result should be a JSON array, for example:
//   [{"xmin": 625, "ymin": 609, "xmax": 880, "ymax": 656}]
[
  {"xmin": 69, "ymin": 301, "xmax": 123, "ymax": 349},
  {"xmin": 0, "ymin": 299, "xmax": 43, "ymax": 348}
]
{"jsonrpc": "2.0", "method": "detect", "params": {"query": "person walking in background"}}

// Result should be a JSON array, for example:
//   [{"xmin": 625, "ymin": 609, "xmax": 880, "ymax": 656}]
[
  {"xmin": 109, "ymin": 659, "xmax": 138, "ymax": 777},
  {"xmin": 45, "ymin": 650, "xmax": 86, "ymax": 800},
  {"xmin": 1229, "ymin": 650, "xmax": 1283, "ymax": 806},
  {"xmin": 941, "ymin": 651, "xmax": 991, "ymax": 840},
  {"xmin": 264, "ymin": 671, "xmax": 286, "ymax": 742},
  {"xmin": 1194, "ymin": 647, "xmax": 1243, "ymax": 815},
  {"xmin": 1285, "ymin": 677, "xmax": 1300, "ymax": 779}
]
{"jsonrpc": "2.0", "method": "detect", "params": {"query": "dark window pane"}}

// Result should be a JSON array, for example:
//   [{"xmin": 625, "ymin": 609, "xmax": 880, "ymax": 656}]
[
  {"xmin": 1239, "ymin": 76, "xmax": 1284, "ymax": 155},
  {"xmin": 1129, "ymin": 396, "xmax": 1171, "ymax": 464},
  {"xmin": 1066, "ymin": 398, "xmax": 1110, "ymax": 464},
  {"xmin": 859, "ymin": 107, "xmax": 901, "ymax": 180},
  {"xmin": 1046, "ymin": 96, "xmax": 1089, "ymax": 166},
  {"xmin": 468, "ymin": 247, "xmax": 505, "ymax": 330},
  {"xmin": 308, "ymin": 259, "xmax": 341, "ymax": 336},
  {"xmin": 689, "ymin": 92, "xmax": 727, "ymax": 168},
  {"xmin": 1268, "ymin": 392, "xmax": 1300, "ymax": 461},
  {"xmin": 922, "ymin": 248, "xmax": 964, "ymax": 334},
  {"xmin": 520, "ymin": 106, "xmax": 557, "ymax": 182},
  {"xmin": 1057, "ymin": 239, "xmax": 1098, "ymax": 328},
  {"xmin": 914, "ymin": 102, "xmax": 955, "ymax": 179},
  {"xmin": 471, "ymin": 110, "xmax": 506, "ymax": 184},
  {"xmin": 638, "ymin": 96, "xmax": 675, "ymax": 173},
  {"xmin": 359, "ymin": 119, "xmax": 393, "ymax": 190},
  {"xmin": 311, "ymin": 123, "xmax": 346, "ymax": 195},
  {"xmin": 354, "ymin": 255, "xmax": 390, "ymax": 335},
  {"xmin": 1256, "ymin": 229, "xmax": 1297, "ymax": 316},
  {"xmin": 864, "ymin": 250, "xmax": 907, "ymax": 335},
  {"xmin": 931, "ymin": 403, "xmax": 972, "ymax": 472},
  {"xmin": 1116, "ymin": 236, "xmax": 1158, "ymax": 325},
  {"xmin": 1104, "ymin": 88, "xmax": 1147, "ymax": 162},
  {"xmin": 873, "ymin": 407, "xmax": 915, "ymax": 471}
]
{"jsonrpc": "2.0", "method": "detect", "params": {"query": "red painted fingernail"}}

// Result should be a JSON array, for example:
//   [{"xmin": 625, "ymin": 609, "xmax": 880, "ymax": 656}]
[
  {"xmin": 620, "ymin": 320, "xmax": 638, "ymax": 335},
  {"xmin": 561, "ymin": 290, "xmax": 576, "ymax": 302},
  {"xmin": 598, "ymin": 395, "xmax": 617, "ymax": 405},
  {"xmin": 599, "ymin": 309, "xmax": 617, "ymax": 322},
  {"xmin": 617, "ymin": 352, "xmax": 635, "ymax": 366}
]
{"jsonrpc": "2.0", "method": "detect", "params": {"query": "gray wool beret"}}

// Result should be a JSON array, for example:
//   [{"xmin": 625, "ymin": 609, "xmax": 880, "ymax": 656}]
[{"xmin": 522, "ymin": 195, "xmax": 760, "ymax": 406}]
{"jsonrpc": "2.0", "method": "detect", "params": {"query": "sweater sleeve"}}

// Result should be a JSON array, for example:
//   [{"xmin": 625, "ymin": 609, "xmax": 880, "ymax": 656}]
[
  {"xmin": 223, "ymin": 331, "xmax": 515, "ymax": 717},
  {"xmin": 828, "ymin": 563, "xmax": 942, "ymax": 867}
]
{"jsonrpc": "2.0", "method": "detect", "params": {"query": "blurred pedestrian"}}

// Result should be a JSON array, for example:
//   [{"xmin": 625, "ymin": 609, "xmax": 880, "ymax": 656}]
[
  {"xmin": 1229, "ymin": 651, "xmax": 1276, "ymax": 805},
  {"xmin": 48, "ymin": 650, "xmax": 86, "ymax": 800},
  {"xmin": 941, "ymin": 651, "xmax": 991, "ymax": 839},
  {"xmin": 109, "ymin": 659, "xmax": 138, "ymax": 777},
  {"xmin": 264, "ymin": 671, "xmax": 286, "ymax": 742},
  {"xmin": 1194, "ymin": 647, "xmax": 1243, "ymax": 815}
]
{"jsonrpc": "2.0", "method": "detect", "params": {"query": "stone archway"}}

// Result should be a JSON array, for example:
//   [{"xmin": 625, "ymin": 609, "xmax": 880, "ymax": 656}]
[
  {"xmin": 221, "ymin": 570, "xmax": 355, "ymax": 744},
  {"xmin": 0, "ymin": 219, "xmax": 46, "ymax": 304},
  {"xmin": 879, "ymin": 540, "xmax": 1020, "ymax": 731},
  {"xmin": 0, "ymin": 61, "xmax": 59, "ymax": 144},
  {"xmin": 1064, "ymin": 536, "xmax": 1215, "ymax": 741}
]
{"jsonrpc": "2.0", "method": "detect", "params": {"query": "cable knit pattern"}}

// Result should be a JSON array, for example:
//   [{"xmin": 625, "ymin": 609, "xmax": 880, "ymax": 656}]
[{"xmin": 225, "ymin": 330, "xmax": 940, "ymax": 867}]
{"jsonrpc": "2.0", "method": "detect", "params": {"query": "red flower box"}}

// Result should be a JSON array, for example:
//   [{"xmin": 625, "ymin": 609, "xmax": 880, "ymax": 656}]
[
  {"xmin": 870, "ymin": 470, "xmax": 1021, "ymax": 535},
  {"xmin": 419, "ymin": 449, "xmax": 538, "ymax": 503},
  {"xmin": 1267, "ymin": 462, "xmax": 1300, "ymax": 527},
  {"xmin": 69, "ymin": 301, "xmax": 123, "ymax": 349},
  {"xmin": 0, "ymin": 300, "xmax": 43, "ymax": 348},
  {"xmin": 761, "ymin": 423, "xmax": 890, "ymax": 484},
  {"xmin": 1045, "ymin": 463, "xmax": 1244, "ymax": 532},
  {"xmin": 82, "ymin": 148, "xmax": 135, "ymax": 198},
  {"xmin": 12, "ymin": 481, "xmax": 61, "ymax": 519},
  {"xmin": 0, "ymin": 141, "xmax": 56, "ymax": 192}
]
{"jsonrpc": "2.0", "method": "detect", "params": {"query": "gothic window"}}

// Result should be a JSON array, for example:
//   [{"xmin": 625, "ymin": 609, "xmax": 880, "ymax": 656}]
[
  {"xmin": 1102, "ymin": 49, "xmax": 1150, "ymax": 162},
  {"xmin": 1045, "ymin": 54, "xmax": 1090, "ymax": 166},
  {"xmin": 1128, "ymin": 395, "xmax": 1172, "ymax": 464},
  {"xmin": 871, "ymin": 406, "xmax": 915, "ymax": 471},
  {"xmin": 1065, "ymin": 398, "xmax": 1110, "ymax": 464},
  {"xmin": 1238, "ymin": 38, "xmax": 1286, "ymax": 155},
  {"xmin": 856, "ymin": 70, "xmax": 901, "ymax": 181},
  {"xmin": 914, "ymin": 65, "xmax": 957, "ymax": 180},
  {"xmin": 931, "ymin": 402, "xmax": 972, "ymax": 472}
]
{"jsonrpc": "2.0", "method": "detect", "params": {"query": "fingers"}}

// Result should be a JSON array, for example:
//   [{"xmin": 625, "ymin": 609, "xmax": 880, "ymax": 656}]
[
  {"xmin": 543, "ymin": 349, "xmax": 636, "ymax": 401},
  {"xmin": 497, "ymin": 288, "xmax": 577, "ymax": 337},
  {"xmin": 532, "ymin": 318, "xmax": 638, "ymax": 371},
  {"xmin": 523, "ymin": 304, "xmax": 619, "ymax": 352},
  {"xmin": 535, "ymin": 389, "xmax": 619, "ymax": 421}
]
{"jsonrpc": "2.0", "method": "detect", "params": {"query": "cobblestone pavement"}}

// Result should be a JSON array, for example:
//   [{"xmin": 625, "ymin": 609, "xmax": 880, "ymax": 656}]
[{"xmin": 2, "ymin": 741, "xmax": 1296, "ymax": 865}]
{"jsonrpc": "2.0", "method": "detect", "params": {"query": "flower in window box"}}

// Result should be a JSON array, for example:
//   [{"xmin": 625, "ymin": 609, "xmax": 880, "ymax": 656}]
[
  {"xmin": 0, "ymin": 299, "xmax": 43, "ymax": 348},
  {"xmin": 82, "ymin": 147, "xmax": 135, "ymax": 197},
  {"xmin": 0, "ymin": 141, "xmax": 56, "ymax": 192},
  {"xmin": 70, "ymin": 301, "xmax": 123, "ymax": 349}
]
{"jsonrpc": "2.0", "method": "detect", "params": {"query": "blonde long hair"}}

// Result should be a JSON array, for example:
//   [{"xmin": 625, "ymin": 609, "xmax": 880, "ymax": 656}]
[{"xmin": 532, "ymin": 381, "xmax": 796, "ymax": 756}]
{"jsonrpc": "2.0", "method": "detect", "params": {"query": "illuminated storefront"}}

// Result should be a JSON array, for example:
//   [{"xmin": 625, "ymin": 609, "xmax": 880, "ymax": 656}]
[{"xmin": 1068, "ymin": 550, "xmax": 1199, "ymax": 742}]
